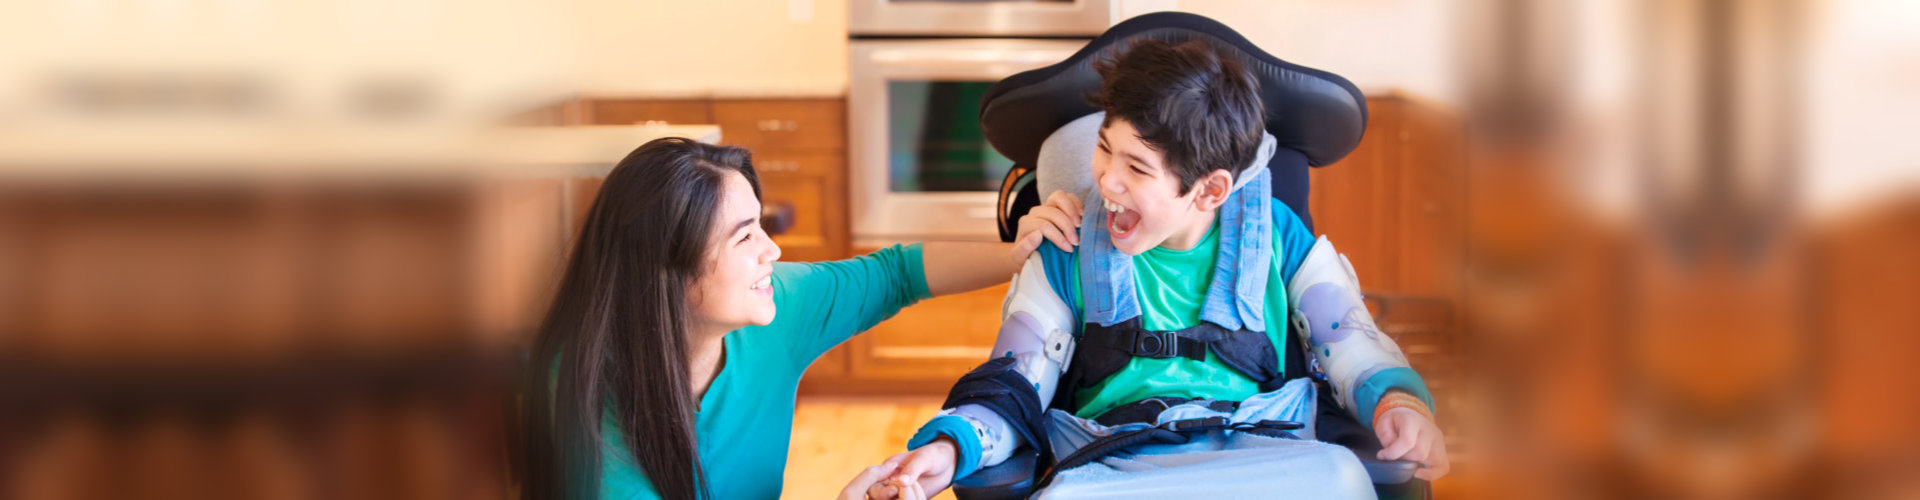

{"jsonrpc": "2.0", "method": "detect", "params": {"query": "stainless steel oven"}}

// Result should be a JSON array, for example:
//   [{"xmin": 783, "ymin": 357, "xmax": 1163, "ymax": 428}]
[
  {"xmin": 849, "ymin": 0, "xmax": 1114, "ymax": 37},
  {"xmin": 848, "ymin": 38, "xmax": 1084, "ymax": 246}
]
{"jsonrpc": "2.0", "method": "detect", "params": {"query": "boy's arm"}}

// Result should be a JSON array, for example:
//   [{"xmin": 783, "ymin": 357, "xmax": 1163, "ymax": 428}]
[
  {"xmin": 907, "ymin": 253, "xmax": 1076, "ymax": 479},
  {"xmin": 1283, "ymin": 226, "xmax": 1434, "ymax": 429}
]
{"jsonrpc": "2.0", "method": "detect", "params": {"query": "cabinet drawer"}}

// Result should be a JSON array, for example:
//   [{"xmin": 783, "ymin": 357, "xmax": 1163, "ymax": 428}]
[
  {"xmin": 712, "ymin": 99, "xmax": 845, "ymax": 152},
  {"xmin": 750, "ymin": 151, "xmax": 838, "ymax": 178}
]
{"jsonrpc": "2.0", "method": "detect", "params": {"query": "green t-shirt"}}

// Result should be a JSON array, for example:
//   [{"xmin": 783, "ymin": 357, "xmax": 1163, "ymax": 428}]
[
  {"xmin": 1068, "ymin": 207, "xmax": 1314, "ymax": 419},
  {"xmin": 596, "ymin": 244, "xmax": 931, "ymax": 499}
]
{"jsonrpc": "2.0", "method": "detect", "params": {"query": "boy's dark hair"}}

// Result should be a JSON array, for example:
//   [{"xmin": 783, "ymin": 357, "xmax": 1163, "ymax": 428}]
[{"xmin": 1092, "ymin": 38, "xmax": 1264, "ymax": 193}]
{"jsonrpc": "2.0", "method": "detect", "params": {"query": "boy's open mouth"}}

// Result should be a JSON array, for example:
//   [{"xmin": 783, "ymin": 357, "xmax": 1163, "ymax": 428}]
[{"xmin": 1104, "ymin": 199, "xmax": 1141, "ymax": 238}]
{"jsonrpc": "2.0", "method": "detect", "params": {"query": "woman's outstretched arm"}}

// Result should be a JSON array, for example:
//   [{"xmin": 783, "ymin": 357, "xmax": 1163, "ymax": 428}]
[
  {"xmin": 921, "ymin": 191, "xmax": 1085, "ymax": 297},
  {"xmin": 918, "ymin": 241, "xmax": 1020, "ymax": 297}
]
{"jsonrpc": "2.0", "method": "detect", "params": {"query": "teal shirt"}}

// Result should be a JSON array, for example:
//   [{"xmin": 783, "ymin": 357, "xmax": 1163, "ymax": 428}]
[{"xmin": 598, "ymin": 244, "xmax": 931, "ymax": 499}]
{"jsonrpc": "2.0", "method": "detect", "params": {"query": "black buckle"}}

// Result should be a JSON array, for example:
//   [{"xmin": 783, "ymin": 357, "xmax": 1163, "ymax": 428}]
[
  {"xmin": 1133, "ymin": 330, "xmax": 1176, "ymax": 358},
  {"xmin": 1160, "ymin": 416, "xmax": 1230, "ymax": 433}
]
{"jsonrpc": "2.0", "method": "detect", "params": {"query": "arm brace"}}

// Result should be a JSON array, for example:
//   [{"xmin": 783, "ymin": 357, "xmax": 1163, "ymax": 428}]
[
  {"xmin": 1288, "ymin": 236, "xmax": 1434, "ymax": 428},
  {"xmin": 908, "ymin": 255, "xmax": 1076, "ymax": 477}
]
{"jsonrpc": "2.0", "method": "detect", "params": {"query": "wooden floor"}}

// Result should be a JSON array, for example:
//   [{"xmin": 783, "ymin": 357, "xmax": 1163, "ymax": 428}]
[{"xmin": 783, "ymin": 395, "xmax": 956, "ymax": 500}]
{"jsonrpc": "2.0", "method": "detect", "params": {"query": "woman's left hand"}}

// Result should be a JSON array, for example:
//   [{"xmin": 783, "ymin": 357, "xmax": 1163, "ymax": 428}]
[
  {"xmin": 1011, "ymin": 190, "xmax": 1084, "ymax": 265},
  {"xmin": 1374, "ymin": 407, "xmax": 1451, "ymax": 481}
]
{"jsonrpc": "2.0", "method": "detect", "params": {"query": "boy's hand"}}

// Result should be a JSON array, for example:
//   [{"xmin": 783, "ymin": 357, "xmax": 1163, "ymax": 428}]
[
  {"xmin": 863, "ymin": 437, "xmax": 960, "ymax": 500},
  {"xmin": 1375, "ymin": 407, "xmax": 1451, "ymax": 481},
  {"xmin": 1012, "ymin": 190, "xmax": 1084, "ymax": 265}
]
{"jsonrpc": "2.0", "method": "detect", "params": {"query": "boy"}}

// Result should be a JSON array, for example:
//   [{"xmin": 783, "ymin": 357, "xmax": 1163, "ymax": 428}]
[{"xmin": 865, "ymin": 38, "xmax": 1448, "ymax": 499}]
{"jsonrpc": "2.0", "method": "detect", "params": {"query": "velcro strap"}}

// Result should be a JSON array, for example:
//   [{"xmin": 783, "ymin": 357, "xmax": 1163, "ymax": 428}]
[{"xmin": 941, "ymin": 357, "xmax": 1050, "ymax": 458}]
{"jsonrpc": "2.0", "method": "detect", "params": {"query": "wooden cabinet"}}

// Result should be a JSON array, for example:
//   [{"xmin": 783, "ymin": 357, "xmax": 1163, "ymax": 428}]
[
  {"xmin": 578, "ymin": 98, "xmax": 850, "ymax": 263},
  {"xmin": 800, "ymin": 282, "xmax": 1010, "ymax": 394},
  {"xmin": 1310, "ymin": 95, "xmax": 1468, "ymax": 300}
]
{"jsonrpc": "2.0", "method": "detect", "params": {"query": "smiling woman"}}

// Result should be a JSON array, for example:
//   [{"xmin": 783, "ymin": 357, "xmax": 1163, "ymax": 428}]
[{"xmin": 518, "ymin": 137, "xmax": 1024, "ymax": 500}]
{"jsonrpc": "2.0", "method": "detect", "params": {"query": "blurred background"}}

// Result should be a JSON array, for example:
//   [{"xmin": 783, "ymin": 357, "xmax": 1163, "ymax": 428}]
[{"xmin": 0, "ymin": 0, "xmax": 1915, "ymax": 498}]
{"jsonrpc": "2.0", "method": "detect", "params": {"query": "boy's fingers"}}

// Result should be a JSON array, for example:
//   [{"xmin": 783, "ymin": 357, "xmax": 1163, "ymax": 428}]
[
  {"xmin": 1374, "ymin": 423, "xmax": 1399, "ymax": 457},
  {"xmin": 1406, "ymin": 436, "xmax": 1433, "ymax": 463},
  {"xmin": 1377, "ymin": 423, "xmax": 1419, "ymax": 460}
]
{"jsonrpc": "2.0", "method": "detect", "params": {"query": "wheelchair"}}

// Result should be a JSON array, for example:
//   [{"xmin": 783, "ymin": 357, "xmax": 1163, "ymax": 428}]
[{"xmin": 965, "ymin": 11, "xmax": 1430, "ymax": 500}]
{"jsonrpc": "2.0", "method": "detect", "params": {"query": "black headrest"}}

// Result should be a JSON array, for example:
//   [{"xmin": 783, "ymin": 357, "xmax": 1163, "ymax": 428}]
[{"xmin": 979, "ymin": 11, "xmax": 1369, "ymax": 169}]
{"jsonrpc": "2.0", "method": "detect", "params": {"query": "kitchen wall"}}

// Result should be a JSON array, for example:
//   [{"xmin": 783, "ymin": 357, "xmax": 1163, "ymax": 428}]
[
  {"xmin": 554, "ymin": 0, "xmax": 1464, "ymax": 103},
  {"xmin": 557, "ymin": 0, "xmax": 851, "ymax": 98},
  {"xmin": 1149, "ymin": 0, "xmax": 1463, "ymax": 103}
]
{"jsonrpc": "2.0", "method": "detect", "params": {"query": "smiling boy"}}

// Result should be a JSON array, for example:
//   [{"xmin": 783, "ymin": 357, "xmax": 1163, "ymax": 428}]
[{"xmin": 863, "ymin": 38, "xmax": 1449, "ymax": 499}]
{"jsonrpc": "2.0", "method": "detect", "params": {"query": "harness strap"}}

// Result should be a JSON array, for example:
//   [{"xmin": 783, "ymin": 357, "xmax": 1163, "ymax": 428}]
[
  {"xmin": 1077, "ymin": 322, "xmax": 1231, "ymax": 362},
  {"xmin": 1093, "ymin": 397, "xmax": 1241, "ymax": 427},
  {"xmin": 1035, "ymin": 417, "xmax": 1306, "ymax": 490},
  {"xmin": 1061, "ymin": 318, "xmax": 1285, "ymax": 408}
]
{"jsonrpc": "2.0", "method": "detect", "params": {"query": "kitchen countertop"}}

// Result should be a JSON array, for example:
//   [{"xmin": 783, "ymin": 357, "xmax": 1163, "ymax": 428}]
[{"xmin": 0, "ymin": 123, "xmax": 721, "ymax": 180}]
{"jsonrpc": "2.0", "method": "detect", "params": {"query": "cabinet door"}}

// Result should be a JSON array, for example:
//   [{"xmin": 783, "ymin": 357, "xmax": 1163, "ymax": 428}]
[
  {"xmin": 1311, "ymin": 97, "xmax": 1404, "ymax": 292},
  {"xmin": 844, "ymin": 283, "xmax": 1008, "ymax": 385},
  {"xmin": 759, "ymin": 172, "xmax": 837, "ymax": 262},
  {"xmin": 1395, "ymin": 102, "xmax": 1468, "ymax": 300},
  {"xmin": 755, "ymin": 151, "xmax": 846, "ymax": 262}
]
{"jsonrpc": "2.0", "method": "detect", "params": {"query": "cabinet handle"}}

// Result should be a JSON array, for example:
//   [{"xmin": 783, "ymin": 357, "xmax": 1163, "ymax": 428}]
[
  {"xmin": 761, "ymin": 201, "xmax": 796, "ymax": 236},
  {"xmin": 760, "ymin": 160, "xmax": 801, "ymax": 173},
  {"xmin": 757, "ymin": 119, "xmax": 799, "ymax": 132}
]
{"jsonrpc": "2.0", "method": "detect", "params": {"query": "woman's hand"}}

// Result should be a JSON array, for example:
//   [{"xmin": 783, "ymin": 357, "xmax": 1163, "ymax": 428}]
[
  {"xmin": 839, "ymin": 454, "xmax": 907, "ymax": 500},
  {"xmin": 1374, "ymin": 407, "xmax": 1451, "ymax": 481},
  {"xmin": 862, "ymin": 437, "xmax": 960, "ymax": 500},
  {"xmin": 1011, "ymin": 190, "xmax": 1084, "ymax": 265}
]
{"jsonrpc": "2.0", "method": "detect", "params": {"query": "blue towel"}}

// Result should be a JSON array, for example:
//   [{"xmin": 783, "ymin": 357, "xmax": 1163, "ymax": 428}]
[{"xmin": 1080, "ymin": 134, "xmax": 1277, "ymax": 332}]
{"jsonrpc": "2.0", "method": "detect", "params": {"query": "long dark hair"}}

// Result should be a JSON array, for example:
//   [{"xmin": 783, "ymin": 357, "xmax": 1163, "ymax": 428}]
[{"xmin": 520, "ymin": 137, "xmax": 759, "ymax": 500}]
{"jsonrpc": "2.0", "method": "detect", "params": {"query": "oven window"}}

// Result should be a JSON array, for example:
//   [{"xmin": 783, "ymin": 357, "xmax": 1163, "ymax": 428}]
[{"xmin": 887, "ymin": 80, "xmax": 1014, "ymax": 193}]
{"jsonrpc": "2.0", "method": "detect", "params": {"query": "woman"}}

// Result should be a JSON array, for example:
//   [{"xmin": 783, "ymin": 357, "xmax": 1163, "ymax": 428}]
[{"xmin": 519, "ymin": 137, "xmax": 1028, "ymax": 499}]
